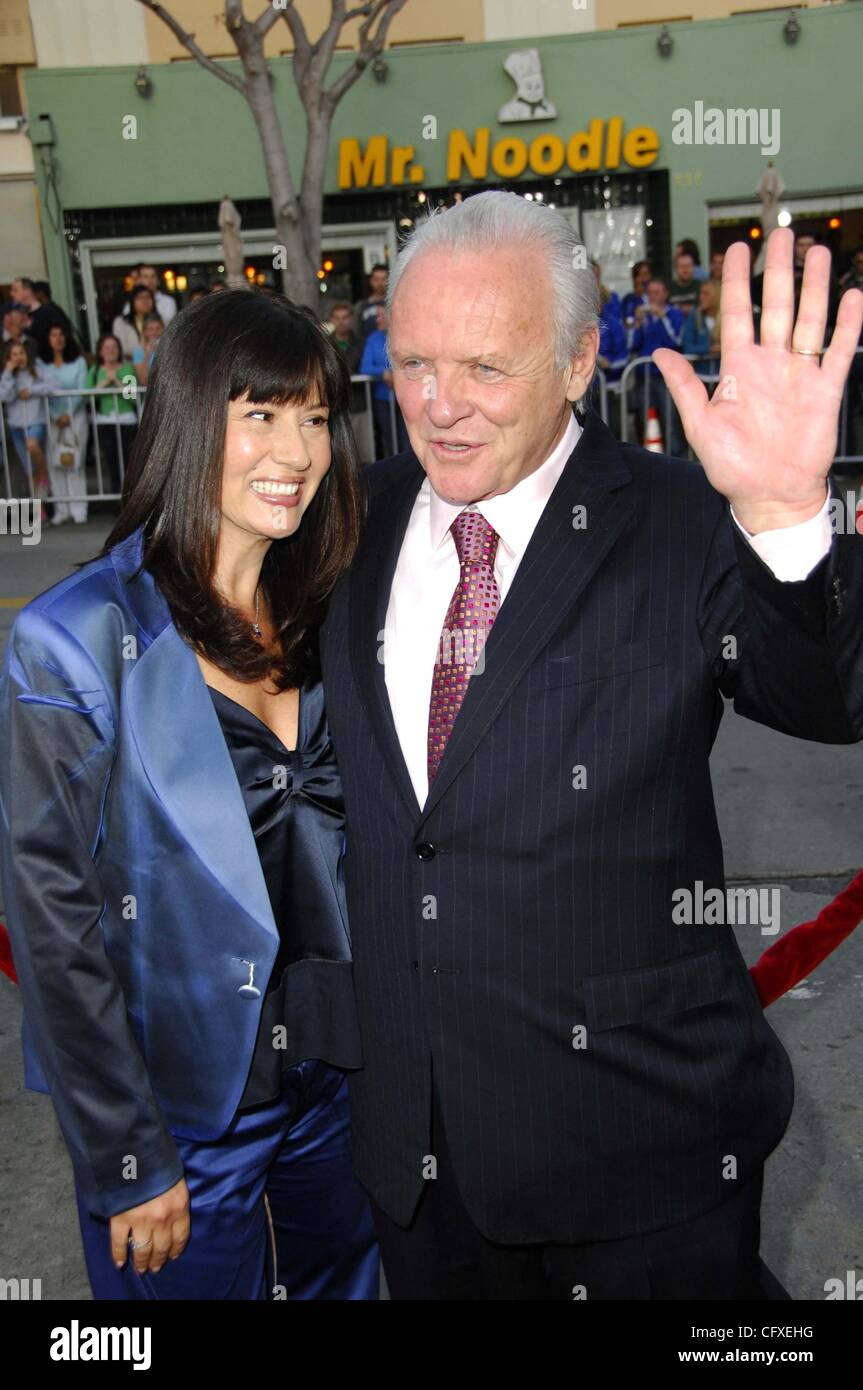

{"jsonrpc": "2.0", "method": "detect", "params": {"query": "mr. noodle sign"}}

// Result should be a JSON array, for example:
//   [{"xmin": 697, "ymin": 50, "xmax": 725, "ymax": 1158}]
[{"xmin": 337, "ymin": 120, "xmax": 661, "ymax": 191}]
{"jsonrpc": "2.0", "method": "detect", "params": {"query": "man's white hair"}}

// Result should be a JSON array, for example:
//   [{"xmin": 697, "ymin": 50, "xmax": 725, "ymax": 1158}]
[{"xmin": 387, "ymin": 190, "xmax": 599, "ymax": 374}]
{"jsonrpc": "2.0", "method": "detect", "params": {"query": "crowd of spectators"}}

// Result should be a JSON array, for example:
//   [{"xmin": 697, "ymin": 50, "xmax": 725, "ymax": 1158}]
[{"xmin": 3, "ymin": 236, "xmax": 861, "ymax": 515}]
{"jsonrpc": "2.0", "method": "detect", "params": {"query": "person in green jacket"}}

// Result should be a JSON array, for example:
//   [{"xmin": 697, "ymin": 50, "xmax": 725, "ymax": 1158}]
[{"xmin": 86, "ymin": 334, "xmax": 139, "ymax": 497}]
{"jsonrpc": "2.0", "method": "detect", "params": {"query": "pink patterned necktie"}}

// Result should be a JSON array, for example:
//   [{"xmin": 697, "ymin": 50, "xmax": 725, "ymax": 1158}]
[{"xmin": 427, "ymin": 509, "xmax": 501, "ymax": 785}]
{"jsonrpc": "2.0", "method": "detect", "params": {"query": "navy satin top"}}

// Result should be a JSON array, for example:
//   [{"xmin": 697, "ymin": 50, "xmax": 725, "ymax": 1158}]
[{"xmin": 206, "ymin": 679, "xmax": 362, "ymax": 1109}]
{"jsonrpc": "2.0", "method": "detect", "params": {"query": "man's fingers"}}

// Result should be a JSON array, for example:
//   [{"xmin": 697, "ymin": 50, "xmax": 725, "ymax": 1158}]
[
  {"xmin": 653, "ymin": 348, "xmax": 708, "ymax": 441},
  {"xmin": 821, "ymin": 287, "xmax": 863, "ymax": 394},
  {"xmin": 719, "ymin": 241, "xmax": 756, "ymax": 353},
  {"xmin": 791, "ymin": 244, "xmax": 832, "ymax": 355},
  {"xmin": 759, "ymin": 226, "xmax": 796, "ymax": 350}
]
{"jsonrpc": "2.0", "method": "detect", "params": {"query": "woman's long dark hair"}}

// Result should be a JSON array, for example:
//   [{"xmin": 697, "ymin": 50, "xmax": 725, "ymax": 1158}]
[
  {"xmin": 39, "ymin": 324, "xmax": 82, "ymax": 364},
  {"xmin": 97, "ymin": 288, "xmax": 364, "ymax": 691}
]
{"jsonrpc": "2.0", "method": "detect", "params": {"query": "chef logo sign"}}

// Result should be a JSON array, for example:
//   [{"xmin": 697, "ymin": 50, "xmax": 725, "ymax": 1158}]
[{"xmin": 338, "ymin": 47, "xmax": 660, "ymax": 190}]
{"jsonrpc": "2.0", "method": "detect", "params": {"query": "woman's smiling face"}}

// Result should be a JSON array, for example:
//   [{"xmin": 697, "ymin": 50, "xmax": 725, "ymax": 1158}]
[{"xmin": 219, "ymin": 392, "xmax": 333, "ymax": 543}]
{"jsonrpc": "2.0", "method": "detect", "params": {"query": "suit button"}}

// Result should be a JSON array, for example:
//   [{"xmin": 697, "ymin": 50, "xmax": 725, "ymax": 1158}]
[{"xmin": 415, "ymin": 842, "xmax": 436, "ymax": 861}]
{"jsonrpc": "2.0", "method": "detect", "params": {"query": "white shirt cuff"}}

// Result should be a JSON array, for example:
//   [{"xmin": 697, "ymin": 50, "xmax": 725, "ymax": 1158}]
[{"xmin": 729, "ymin": 491, "xmax": 833, "ymax": 582}]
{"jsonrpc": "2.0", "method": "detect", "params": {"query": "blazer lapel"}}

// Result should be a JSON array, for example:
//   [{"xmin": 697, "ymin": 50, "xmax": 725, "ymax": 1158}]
[
  {"xmin": 349, "ymin": 459, "xmax": 426, "ymax": 820},
  {"xmin": 419, "ymin": 411, "xmax": 634, "ymax": 823},
  {"xmin": 113, "ymin": 527, "xmax": 277, "ymax": 940}
]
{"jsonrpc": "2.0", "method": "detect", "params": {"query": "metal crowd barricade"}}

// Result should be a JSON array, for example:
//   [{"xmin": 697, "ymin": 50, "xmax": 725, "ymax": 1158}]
[
  {"xmin": 0, "ymin": 375, "xmax": 383, "ymax": 504},
  {"xmin": 3, "ymin": 353, "xmax": 859, "ymax": 502},
  {"xmin": 618, "ymin": 347, "xmax": 863, "ymax": 465}
]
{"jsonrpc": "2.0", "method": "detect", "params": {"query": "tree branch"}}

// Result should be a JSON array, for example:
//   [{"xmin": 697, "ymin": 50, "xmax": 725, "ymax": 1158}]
[
  {"xmin": 276, "ymin": 1, "xmax": 313, "ymax": 85},
  {"xmin": 135, "ymin": 0, "xmax": 246, "ymax": 94},
  {"xmin": 254, "ymin": 3, "xmax": 284, "ymax": 39},
  {"xmin": 324, "ymin": 0, "xmax": 407, "ymax": 109}
]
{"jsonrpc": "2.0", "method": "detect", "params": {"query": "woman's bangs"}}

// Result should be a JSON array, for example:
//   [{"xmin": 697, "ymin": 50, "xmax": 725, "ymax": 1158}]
[{"xmin": 228, "ymin": 319, "xmax": 339, "ymax": 412}]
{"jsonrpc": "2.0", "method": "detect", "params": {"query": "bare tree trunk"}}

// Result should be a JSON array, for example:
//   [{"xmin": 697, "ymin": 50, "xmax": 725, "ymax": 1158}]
[{"xmin": 138, "ymin": 0, "xmax": 408, "ymax": 309}]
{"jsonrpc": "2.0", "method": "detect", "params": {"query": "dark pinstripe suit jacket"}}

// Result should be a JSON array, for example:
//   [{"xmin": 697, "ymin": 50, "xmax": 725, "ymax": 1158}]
[{"xmin": 320, "ymin": 408, "xmax": 863, "ymax": 1244}]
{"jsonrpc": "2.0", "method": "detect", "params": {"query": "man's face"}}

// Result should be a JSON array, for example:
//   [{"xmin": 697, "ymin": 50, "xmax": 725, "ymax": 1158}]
[
  {"xmin": 647, "ymin": 279, "xmax": 668, "ymax": 310},
  {"xmin": 794, "ymin": 235, "xmax": 815, "ymax": 267},
  {"xmin": 389, "ymin": 246, "xmax": 595, "ymax": 505},
  {"xmin": 675, "ymin": 254, "xmax": 695, "ymax": 285},
  {"xmin": 710, "ymin": 253, "xmax": 724, "ymax": 279},
  {"xmin": 10, "ymin": 279, "xmax": 34, "ymax": 308},
  {"xmin": 853, "ymin": 251, "xmax": 863, "ymax": 279},
  {"xmin": 369, "ymin": 269, "xmax": 388, "ymax": 298},
  {"xmin": 137, "ymin": 266, "xmax": 159, "ymax": 293},
  {"xmin": 4, "ymin": 310, "xmax": 24, "ymax": 340},
  {"xmin": 330, "ymin": 307, "xmax": 352, "ymax": 338},
  {"xmin": 634, "ymin": 264, "xmax": 651, "ymax": 294}
]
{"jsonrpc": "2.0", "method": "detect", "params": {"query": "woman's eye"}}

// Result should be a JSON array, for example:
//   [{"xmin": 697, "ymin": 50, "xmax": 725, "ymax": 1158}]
[
  {"xmin": 304, "ymin": 414, "xmax": 329, "ymax": 428},
  {"xmin": 247, "ymin": 409, "xmax": 272, "ymax": 422}
]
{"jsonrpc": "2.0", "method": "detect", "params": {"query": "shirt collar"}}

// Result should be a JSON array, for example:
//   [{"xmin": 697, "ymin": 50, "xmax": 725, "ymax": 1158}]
[{"xmin": 428, "ymin": 409, "xmax": 583, "ymax": 558}]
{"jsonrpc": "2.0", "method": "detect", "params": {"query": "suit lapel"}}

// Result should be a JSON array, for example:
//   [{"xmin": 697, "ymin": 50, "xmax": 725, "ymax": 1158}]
[
  {"xmin": 349, "ymin": 459, "xmax": 426, "ymax": 820},
  {"xmin": 419, "ymin": 411, "xmax": 634, "ymax": 823}
]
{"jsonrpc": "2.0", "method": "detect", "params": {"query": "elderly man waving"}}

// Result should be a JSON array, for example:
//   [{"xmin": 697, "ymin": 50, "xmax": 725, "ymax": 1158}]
[{"xmin": 320, "ymin": 192, "xmax": 863, "ymax": 1301}]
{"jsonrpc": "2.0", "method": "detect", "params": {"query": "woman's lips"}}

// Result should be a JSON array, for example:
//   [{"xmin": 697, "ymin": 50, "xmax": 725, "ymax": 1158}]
[{"xmin": 250, "ymin": 480, "xmax": 304, "ymax": 507}]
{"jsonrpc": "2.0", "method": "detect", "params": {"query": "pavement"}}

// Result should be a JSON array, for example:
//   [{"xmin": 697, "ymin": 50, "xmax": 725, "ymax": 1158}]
[{"xmin": 0, "ymin": 517, "xmax": 860, "ymax": 1300}]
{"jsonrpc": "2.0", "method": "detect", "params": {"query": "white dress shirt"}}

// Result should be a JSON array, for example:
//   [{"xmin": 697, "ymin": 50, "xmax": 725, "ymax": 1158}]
[{"xmin": 383, "ymin": 411, "xmax": 833, "ymax": 808}]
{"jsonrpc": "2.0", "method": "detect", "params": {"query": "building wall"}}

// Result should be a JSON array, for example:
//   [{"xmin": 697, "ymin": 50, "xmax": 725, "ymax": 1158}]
[
  {"xmin": 141, "ymin": 0, "xmax": 485, "ymax": 62},
  {"xmin": 21, "ymin": 5, "xmax": 861, "ymax": 308},
  {"xmin": 0, "ymin": 0, "xmax": 36, "ymax": 65},
  {"xmin": 598, "ymin": 0, "xmax": 833, "ymax": 25},
  {"xmin": 27, "ymin": 0, "xmax": 149, "ymax": 68}
]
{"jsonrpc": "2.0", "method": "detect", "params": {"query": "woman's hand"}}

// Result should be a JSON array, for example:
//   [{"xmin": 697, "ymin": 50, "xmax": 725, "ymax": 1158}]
[
  {"xmin": 18, "ymin": 387, "xmax": 31, "ymax": 400},
  {"xmin": 110, "ymin": 1176, "xmax": 190, "ymax": 1276},
  {"xmin": 57, "ymin": 411, "xmax": 71, "ymax": 428}
]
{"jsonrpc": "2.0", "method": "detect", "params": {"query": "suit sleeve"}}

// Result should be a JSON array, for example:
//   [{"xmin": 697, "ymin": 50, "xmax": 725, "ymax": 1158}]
[
  {"xmin": 696, "ymin": 495, "xmax": 863, "ymax": 743},
  {"xmin": 0, "ymin": 607, "xmax": 184, "ymax": 1218}
]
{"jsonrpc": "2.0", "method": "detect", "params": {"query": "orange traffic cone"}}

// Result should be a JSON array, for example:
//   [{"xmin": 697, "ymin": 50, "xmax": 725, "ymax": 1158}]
[{"xmin": 643, "ymin": 407, "xmax": 664, "ymax": 454}]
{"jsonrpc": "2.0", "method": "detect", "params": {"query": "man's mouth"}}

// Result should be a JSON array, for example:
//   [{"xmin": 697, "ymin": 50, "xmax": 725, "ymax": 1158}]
[{"xmin": 430, "ymin": 441, "xmax": 483, "ymax": 455}]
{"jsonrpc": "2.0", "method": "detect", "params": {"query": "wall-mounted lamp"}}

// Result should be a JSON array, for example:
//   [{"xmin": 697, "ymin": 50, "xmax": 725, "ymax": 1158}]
[
  {"xmin": 134, "ymin": 66, "xmax": 153, "ymax": 98},
  {"xmin": 657, "ymin": 25, "xmax": 674, "ymax": 59},
  {"xmin": 783, "ymin": 9, "xmax": 800, "ymax": 45}
]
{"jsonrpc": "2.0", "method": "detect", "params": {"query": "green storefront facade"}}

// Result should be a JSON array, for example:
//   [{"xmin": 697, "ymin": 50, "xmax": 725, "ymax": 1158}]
[{"xmin": 23, "ymin": 3, "xmax": 862, "ymax": 346}]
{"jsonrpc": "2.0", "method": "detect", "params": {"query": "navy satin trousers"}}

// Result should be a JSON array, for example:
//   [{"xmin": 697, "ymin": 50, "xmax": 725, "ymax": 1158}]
[{"xmin": 75, "ymin": 1061, "xmax": 379, "ymax": 1300}]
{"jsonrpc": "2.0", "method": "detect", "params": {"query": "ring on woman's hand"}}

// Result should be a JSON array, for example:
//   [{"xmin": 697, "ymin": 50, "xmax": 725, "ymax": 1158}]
[
  {"xmin": 791, "ymin": 347, "xmax": 823, "ymax": 356},
  {"xmin": 129, "ymin": 1235, "xmax": 153, "ymax": 1250}
]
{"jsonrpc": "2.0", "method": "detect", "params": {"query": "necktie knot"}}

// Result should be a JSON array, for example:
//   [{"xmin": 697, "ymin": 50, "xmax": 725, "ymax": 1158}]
[{"xmin": 451, "ymin": 510, "xmax": 499, "ymax": 569}]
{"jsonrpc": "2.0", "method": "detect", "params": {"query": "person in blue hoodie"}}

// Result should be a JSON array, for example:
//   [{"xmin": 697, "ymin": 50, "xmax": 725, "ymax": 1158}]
[
  {"xmin": 681, "ymin": 278, "xmax": 722, "ymax": 381},
  {"xmin": 591, "ymin": 261, "xmax": 629, "ymax": 435},
  {"xmin": 629, "ymin": 277, "xmax": 686, "ymax": 455},
  {"xmin": 359, "ymin": 304, "xmax": 409, "ymax": 459}
]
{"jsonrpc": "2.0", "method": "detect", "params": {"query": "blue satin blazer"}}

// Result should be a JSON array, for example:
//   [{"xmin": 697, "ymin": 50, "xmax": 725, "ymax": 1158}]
[{"xmin": 0, "ymin": 525, "xmax": 352, "ymax": 1218}]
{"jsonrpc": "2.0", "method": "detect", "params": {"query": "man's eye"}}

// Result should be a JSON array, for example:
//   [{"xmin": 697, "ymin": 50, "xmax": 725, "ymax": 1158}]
[
  {"xmin": 399, "ymin": 360, "xmax": 425, "ymax": 373},
  {"xmin": 476, "ymin": 363, "xmax": 501, "ymax": 377}
]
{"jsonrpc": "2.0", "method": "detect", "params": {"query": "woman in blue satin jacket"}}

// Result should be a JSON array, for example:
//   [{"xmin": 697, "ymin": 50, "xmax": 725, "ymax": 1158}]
[{"xmin": 0, "ymin": 290, "xmax": 380, "ymax": 1300}]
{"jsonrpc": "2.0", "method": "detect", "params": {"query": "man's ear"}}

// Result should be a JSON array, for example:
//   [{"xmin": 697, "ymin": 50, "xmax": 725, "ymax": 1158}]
[{"xmin": 564, "ymin": 325, "xmax": 600, "ymax": 404}]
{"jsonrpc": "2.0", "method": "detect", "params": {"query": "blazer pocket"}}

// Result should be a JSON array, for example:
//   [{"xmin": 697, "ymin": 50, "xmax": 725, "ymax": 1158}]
[
  {"xmin": 542, "ymin": 639, "xmax": 666, "ymax": 688},
  {"xmin": 584, "ymin": 947, "xmax": 730, "ymax": 1034}
]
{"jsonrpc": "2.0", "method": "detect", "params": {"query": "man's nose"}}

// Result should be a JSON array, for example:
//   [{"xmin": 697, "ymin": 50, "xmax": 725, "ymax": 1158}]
[{"xmin": 424, "ymin": 368, "xmax": 472, "ymax": 427}]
